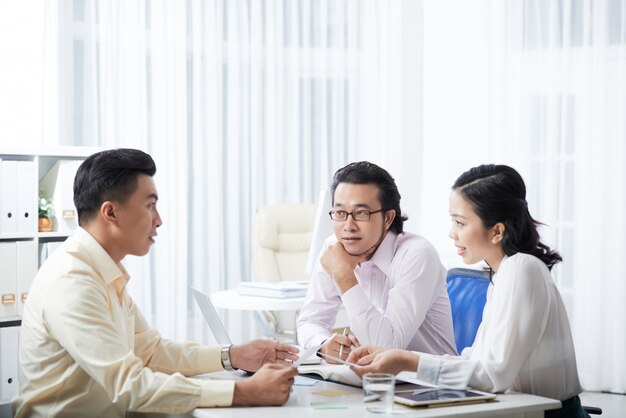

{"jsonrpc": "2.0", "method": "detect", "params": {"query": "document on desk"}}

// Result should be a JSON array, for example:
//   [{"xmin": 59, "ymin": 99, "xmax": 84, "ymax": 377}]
[
  {"xmin": 317, "ymin": 352, "xmax": 362, "ymax": 368},
  {"xmin": 236, "ymin": 281, "xmax": 308, "ymax": 298},
  {"xmin": 292, "ymin": 344, "xmax": 323, "ymax": 368}
]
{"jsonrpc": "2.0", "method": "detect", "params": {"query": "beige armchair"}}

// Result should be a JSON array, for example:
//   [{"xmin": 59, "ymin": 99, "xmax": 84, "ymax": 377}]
[{"xmin": 250, "ymin": 204, "xmax": 316, "ymax": 341}]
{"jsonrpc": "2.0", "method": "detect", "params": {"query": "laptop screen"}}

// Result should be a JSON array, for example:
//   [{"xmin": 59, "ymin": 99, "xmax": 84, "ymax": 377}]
[{"xmin": 190, "ymin": 287, "xmax": 232, "ymax": 345}]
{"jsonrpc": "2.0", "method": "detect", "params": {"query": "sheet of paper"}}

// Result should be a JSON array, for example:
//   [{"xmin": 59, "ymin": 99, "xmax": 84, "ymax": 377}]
[
  {"xmin": 311, "ymin": 389, "xmax": 353, "ymax": 397},
  {"xmin": 294, "ymin": 376, "xmax": 319, "ymax": 386},
  {"xmin": 292, "ymin": 344, "xmax": 323, "ymax": 368},
  {"xmin": 317, "ymin": 352, "xmax": 363, "ymax": 368}
]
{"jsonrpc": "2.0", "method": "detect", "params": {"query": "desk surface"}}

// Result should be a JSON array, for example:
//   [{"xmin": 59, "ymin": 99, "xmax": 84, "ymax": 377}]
[
  {"xmin": 210, "ymin": 289, "xmax": 305, "ymax": 311},
  {"xmin": 191, "ymin": 374, "xmax": 561, "ymax": 418}
]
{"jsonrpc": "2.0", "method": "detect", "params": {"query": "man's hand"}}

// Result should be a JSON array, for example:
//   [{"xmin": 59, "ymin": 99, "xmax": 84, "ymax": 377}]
[
  {"xmin": 347, "ymin": 345, "xmax": 419, "ymax": 378},
  {"xmin": 319, "ymin": 332, "xmax": 360, "ymax": 362},
  {"xmin": 232, "ymin": 364, "xmax": 297, "ymax": 406},
  {"xmin": 230, "ymin": 340, "xmax": 299, "ymax": 372},
  {"xmin": 320, "ymin": 242, "xmax": 375, "ymax": 294}
]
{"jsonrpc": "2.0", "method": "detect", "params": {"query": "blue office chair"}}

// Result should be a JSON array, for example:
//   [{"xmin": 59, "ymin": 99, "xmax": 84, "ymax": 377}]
[
  {"xmin": 446, "ymin": 267, "xmax": 491, "ymax": 354},
  {"xmin": 446, "ymin": 267, "xmax": 602, "ymax": 415}
]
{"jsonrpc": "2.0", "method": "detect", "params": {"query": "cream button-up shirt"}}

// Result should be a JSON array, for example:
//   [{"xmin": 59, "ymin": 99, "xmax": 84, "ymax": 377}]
[{"xmin": 13, "ymin": 227, "xmax": 234, "ymax": 417}]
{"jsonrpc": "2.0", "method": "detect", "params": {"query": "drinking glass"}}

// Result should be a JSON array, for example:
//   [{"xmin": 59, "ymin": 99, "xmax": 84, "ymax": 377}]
[{"xmin": 363, "ymin": 373, "xmax": 395, "ymax": 413}]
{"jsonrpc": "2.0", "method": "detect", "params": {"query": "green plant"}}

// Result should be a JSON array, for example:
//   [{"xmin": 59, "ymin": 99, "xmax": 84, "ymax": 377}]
[{"xmin": 38, "ymin": 192, "xmax": 54, "ymax": 218}]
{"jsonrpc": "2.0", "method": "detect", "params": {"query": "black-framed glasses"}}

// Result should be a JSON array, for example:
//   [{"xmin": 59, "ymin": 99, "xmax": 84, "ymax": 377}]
[{"xmin": 328, "ymin": 209, "xmax": 385, "ymax": 221}]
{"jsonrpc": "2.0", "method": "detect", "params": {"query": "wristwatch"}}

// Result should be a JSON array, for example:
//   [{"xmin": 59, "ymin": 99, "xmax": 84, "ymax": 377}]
[{"xmin": 220, "ymin": 344, "xmax": 237, "ymax": 372}]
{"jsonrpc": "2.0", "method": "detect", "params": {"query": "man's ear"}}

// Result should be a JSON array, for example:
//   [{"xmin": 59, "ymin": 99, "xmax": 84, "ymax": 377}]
[
  {"xmin": 491, "ymin": 222, "xmax": 505, "ymax": 244},
  {"xmin": 100, "ymin": 201, "xmax": 118, "ymax": 224},
  {"xmin": 384, "ymin": 209, "xmax": 396, "ymax": 231}
]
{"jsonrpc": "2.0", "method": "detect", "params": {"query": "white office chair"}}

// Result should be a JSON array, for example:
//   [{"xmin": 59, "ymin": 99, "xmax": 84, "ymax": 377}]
[{"xmin": 250, "ymin": 204, "xmax": 316, "ymax": 341}]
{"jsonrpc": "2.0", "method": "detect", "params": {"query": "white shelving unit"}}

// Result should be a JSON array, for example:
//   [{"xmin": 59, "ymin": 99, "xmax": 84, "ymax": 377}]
[{"xmin": 0, "ymin": 146, "xmax": 100, "ymax": 401}]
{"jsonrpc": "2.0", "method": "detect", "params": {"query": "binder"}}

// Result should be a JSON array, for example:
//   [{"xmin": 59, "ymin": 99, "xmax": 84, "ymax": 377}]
[
  {"xmin": 1, "ymin": 161, "xmax": 18, "ymax": 234},
  {"xmin": 38, "ymin": 241, "xmax": 63, "ymax": 266},
  {"xmin": 17, "ymin": 241, "xmax": 37, "ymax": 316},
  {"xmin": 39, "ymin": 160, "xmax": 82, "ymax": 232},
  {"xmin": 0, "ymin": 326, "xmax": 19, "ymax": 401},
  {"xmin": 17, "ymin": 161, "xmax": 36, "ymax": 234},
  {"xmin": 0, "ymin": 242, "xmax": 17, "ymax": 318},
  {"xmin": 0, "ymin": 157, "xmax": 2, "ymax": 233}
]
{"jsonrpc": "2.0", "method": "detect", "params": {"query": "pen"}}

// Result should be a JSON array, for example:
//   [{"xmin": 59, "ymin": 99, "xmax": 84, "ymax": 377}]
[{"xmin": 338, "ymin": 327, "xmax": 349, "ymax": 359}]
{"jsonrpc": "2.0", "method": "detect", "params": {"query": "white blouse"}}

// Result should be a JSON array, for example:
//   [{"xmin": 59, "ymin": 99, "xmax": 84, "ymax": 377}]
[{"xmin": 415, "ymin": 253, "xmax": 583, "ymax": 401}]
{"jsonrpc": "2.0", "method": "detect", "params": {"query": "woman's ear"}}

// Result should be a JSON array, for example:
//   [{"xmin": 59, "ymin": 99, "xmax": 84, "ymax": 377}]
[
  {"xmin": 384, "ymin": 209, "xmax": 396, "ymax": 231},
  {"xmin": 491, "ymin": 222, "xmax": 505, "ymax": 244}
]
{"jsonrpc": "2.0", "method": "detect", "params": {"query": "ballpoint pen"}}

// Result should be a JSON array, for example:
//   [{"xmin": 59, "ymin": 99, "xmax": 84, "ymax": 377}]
[{"xmin": 338, "ymin": 327, "xmax": 349, "ymax": 359}]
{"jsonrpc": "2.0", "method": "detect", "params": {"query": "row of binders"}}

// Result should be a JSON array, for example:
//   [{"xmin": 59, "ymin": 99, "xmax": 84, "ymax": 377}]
[
  {"xmin": 0, "ymin": 158, "xmax": 82, "ymax": 235},
  {"xmin": 236, "ymin": 281, "xmax": 308, "ymax": 298},
  {"xmin": 0, "ymin": 241, "xmax": 37, "ymax": 318},
  {"xmin": 0, "ymin": 159, "xmax": 36, "ymax": 235}
]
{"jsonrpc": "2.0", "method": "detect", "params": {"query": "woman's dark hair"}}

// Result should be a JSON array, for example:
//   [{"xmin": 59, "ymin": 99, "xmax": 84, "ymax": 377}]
[
  {"xmin": 331, "ymin": 161, "xmax": 408, "ymax": 234},
  {"xmin": 453, "ymin": 164, "xmax": 562, "ymax": 270},
  {"xmin": 74, "ymin": 148, "xmax": 156, "ymax": 225}
]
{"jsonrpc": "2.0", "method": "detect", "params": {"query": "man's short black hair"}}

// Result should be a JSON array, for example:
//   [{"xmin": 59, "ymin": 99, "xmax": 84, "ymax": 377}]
[
  {"xmin": 330, "ymin": 161, "xmax": 408, "ymax": 234},
  {"xmin": 74, "ymin": 148, "xmax": 156, "ymax": 225}
]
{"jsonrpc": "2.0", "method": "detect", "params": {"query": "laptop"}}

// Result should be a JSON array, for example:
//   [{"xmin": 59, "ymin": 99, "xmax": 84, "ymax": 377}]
[{"xmin": 190, "ymin": 287, "xmax": 232, "ymax": 345}]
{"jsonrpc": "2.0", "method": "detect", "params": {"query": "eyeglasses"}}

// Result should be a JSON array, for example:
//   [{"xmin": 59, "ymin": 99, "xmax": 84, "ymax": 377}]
[{"xmin": 328, "ymin": 209, "xmax": 385, "ymax": 221}]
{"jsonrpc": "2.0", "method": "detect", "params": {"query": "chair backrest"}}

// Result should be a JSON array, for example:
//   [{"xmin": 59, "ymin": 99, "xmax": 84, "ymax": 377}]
[
  {"xmin": 251, "ymin": 204, "xmax": 317, "ymax": 282},
  {"xmin": 446, "ymin": 268, "xmax": 491, "ymax": 354}
]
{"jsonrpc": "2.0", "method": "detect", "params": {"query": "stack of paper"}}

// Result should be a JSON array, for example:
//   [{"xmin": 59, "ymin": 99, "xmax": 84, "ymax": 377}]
[{"xmin": 236, "ymin": 281, "xmax": 308, "ymax": 298}]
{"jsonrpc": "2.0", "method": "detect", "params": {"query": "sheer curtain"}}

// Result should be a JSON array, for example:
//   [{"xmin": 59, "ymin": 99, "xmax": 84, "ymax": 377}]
[
  {"xmin": 58, "ymin": 0, "xmax": 423, "ymax": 344},
  {"xmin": 0, "ymin": 1, "xmax": 59, "ymax": 146},
  {"xmin": 419, "ymin": 0, "xmax": 626, "ymax": 393}
]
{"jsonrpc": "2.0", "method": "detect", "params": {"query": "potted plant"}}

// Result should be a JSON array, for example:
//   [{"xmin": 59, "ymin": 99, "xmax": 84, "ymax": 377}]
[{"xmin": 38, "ymin": 192, "xmax": 54, "ymax": 232}]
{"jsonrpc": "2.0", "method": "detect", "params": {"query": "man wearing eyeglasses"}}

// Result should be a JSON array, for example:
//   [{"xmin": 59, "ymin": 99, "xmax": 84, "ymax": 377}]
[{"xmin": 297, "ymin": 161, "xmax": 457, "ymax": 361}]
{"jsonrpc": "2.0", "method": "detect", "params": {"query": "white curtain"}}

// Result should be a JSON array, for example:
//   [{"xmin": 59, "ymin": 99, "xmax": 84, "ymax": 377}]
[
  {"xmin": 418, "ymin": 0, "xmax": 626, "ymax": 393},
  {"xmin": 0, "ymin": 1, "xmax": 59, "ymax": 146},
  {"xmin": 58, "ymin": 0, "xmax": 424, "ymax": 344}
]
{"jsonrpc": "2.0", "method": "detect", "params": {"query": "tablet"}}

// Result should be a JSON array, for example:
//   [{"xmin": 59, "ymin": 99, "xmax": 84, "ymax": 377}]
[{"xmin": 394, "ymin": 387, "xmax": 496, "ymax": 407}]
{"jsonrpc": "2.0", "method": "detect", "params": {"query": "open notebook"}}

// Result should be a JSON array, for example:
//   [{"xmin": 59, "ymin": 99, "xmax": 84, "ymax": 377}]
[{"xmin": 297, "ymin": 364, "xmax": 363, "ymax": 387}]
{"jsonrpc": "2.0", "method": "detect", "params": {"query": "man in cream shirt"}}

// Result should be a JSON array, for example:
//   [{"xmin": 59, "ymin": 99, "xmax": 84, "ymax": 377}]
[{"xmin": 14, "ymin": 149, "xmax": 298, "ymax": 417}]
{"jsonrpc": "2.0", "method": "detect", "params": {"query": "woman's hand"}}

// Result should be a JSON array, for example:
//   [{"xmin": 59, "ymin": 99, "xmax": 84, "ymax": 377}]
[{"xmin": 347, "ymin": 346, "xmax": 419, "ymax": 377}]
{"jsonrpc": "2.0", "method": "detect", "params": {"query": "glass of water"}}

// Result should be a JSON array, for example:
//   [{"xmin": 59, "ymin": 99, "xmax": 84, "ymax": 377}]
[{"xmin": 363, "ymin": 373, "xmax": 395, "ymax": 413}]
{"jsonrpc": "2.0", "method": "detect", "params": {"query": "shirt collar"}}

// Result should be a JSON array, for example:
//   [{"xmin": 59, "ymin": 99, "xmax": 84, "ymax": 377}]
[
  {"xmin": 491, "ymin": 254, "xmax": 509, "ymax": 283},
  {"xmin": 365, "ymin": 231, "xmax": 398, "ymax": 276},
  {"xmin": 69, "ymin": 227, "xmax": 131, "ymax": 288}
]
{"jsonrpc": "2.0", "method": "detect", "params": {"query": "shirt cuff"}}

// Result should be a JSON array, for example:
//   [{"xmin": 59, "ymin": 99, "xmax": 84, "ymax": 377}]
[
  {"xmin": 197, "ymin": 346, "xmax": 225, "ymax": 373},
  {"xmin": 416, "ymin": 353, "xmax": 442, "ymax": 385},
  {"xmin": 416, "ymin": 353, "xmax": 476, "ymax": 389},
  {"xmin": 199, "ymin": 379, "xmax": 235, "ymax": 407},
  {"xmin": 341, "ymin": 284, "xmax": 370, "ymax": 318}
]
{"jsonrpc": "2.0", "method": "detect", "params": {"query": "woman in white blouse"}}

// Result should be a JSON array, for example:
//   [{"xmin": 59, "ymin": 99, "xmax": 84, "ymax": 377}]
[{"xmin": 347, "ymin": 164, "xmax": 589, "ymax": 418}]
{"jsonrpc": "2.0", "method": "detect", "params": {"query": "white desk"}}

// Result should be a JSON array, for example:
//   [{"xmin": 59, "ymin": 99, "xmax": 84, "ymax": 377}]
[
  {"xmin": 188, "ymin": 374, "xmax": 561, "ymax": 418},
  {"xmin": 210, "ymin": 290, "xmax": 305, "ymax": 311}
]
